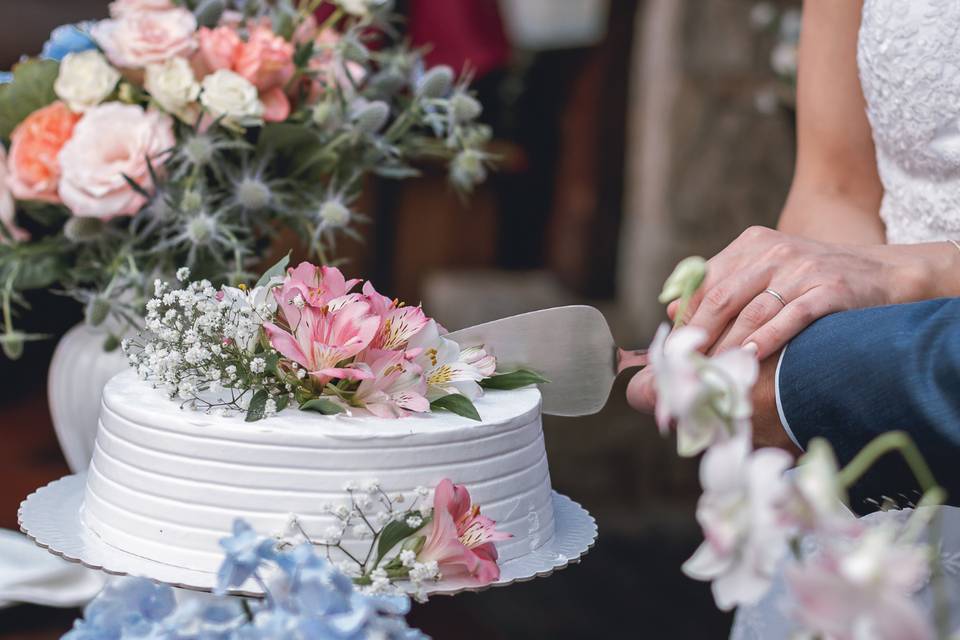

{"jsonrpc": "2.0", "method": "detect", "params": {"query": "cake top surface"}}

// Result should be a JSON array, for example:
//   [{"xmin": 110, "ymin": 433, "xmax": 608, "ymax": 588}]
[{"xmin": 103, "ymin": 369, "xmax": 542, "ymax": 440}]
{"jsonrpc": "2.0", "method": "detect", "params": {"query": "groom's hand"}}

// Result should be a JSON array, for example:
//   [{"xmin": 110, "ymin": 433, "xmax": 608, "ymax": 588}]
[{"xmin": 626, "ymin": 349, "xmax": 799, "ymax": 454}]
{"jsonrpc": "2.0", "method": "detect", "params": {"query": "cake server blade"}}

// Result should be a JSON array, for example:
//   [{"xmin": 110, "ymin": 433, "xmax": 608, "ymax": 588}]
[{"xmin": 446, "ymin": 305, "xmax": 648, "ymax": 417}]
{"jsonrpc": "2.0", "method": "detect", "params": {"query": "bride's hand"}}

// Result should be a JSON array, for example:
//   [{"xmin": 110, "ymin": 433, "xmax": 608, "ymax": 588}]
[{"xmin": 668, "ymin": 226, "xmax": 931, "ymax": 359}]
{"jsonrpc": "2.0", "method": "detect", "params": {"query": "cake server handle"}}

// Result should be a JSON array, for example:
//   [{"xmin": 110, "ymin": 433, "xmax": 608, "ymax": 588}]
[{"xmin": 615, "ymin": 348, "xmax": 649, "ymax": 374}]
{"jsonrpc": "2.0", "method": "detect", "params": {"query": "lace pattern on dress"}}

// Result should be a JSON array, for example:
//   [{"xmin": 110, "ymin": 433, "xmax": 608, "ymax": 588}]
[{"xmin": 858, "ymin": 0, "xmax": 960, "ymax": 243}]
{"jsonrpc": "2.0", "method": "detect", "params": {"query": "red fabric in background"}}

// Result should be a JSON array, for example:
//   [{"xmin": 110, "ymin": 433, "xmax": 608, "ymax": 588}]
[
  {"xmin": 315, "ymin": 1, "xmax": 510, "ymax": 79},
  {"xmin": 407, "ymin": 0, "xmax": 510, "ymax": 78}
]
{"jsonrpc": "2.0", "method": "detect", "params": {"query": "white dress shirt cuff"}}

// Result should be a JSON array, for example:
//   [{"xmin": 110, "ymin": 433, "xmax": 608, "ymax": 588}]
[{"xmin": 774, "ymin": 341, "xmax": 802, "ymax": 451}]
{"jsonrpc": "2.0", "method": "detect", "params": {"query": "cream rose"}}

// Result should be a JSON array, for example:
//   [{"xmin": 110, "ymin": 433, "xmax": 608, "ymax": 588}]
[
  {"xmin": 145, "ymin": 57, "xmax": 200, "ymax": 122},
  {"xmin": 58, "ymin": 103, "xmax": 175, "ymax": 219},
  {"xmin": 53, "ymin": 50, "xmax": 121, "ymax": 112},
  {"xmin": 199, "ymin": 69, "xmax": 263, "ymax": 125},
  {"xmin": 92, "ymin": 7, "xmax": 197, "ymax": 68}
]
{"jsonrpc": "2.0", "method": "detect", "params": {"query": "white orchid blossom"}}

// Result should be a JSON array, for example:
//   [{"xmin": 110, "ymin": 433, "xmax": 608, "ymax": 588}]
[
  {"xmin": 648, "ymin": 323, "xmax": 757, "ymax": 456},
  {"xmin": 683, "ymin": 435, "xmax": 794, "ymax": 610},
  {"xmin": 787, "ymin": 524, "xmax": 933, "ymax": 640}
]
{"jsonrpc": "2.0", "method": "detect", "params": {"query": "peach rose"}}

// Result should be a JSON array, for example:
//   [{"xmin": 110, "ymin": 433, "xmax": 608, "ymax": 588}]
[
  {"xmin": 92, "ymin": 7, "xmax": 197, "ymax": 68},
  {"xmin": 7, "ymin": 102, "xmax": 80, "ymax": 203},
  {"xmin": 0, "ymin": 147, "xmax": 27, "ymax": 242},
  {"xmin": 234, "ymin": 26, "xmax": 295, "ymax": 91},
  {"xmin": 57, "ymin": 103, "xmax": 174, "ymax": 219},
  {"xmin": 196, "ymin": 25, "xmax": 242, "ymax": 74}
]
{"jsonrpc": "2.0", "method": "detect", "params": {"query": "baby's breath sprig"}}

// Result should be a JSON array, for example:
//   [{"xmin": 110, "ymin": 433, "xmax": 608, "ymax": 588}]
[{"xmin": 123, "ymin": 267, "xmax": 291, "ymax": 419}]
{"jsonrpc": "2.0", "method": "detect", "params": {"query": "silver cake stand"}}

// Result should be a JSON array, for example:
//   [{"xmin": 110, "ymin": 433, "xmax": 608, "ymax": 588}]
[{"xmin": 19, "ymin": 473, "xmax": 598, "ymax": 597}]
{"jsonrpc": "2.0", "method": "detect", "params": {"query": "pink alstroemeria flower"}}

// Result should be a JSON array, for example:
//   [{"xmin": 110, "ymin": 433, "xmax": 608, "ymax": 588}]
[
  {"xmin": 352, "ymin": 349, "xmax": 429, "ymax": 418},
  {"xmin": 263, "ymin": 294, "xmax": 378, "ymax": 385},
  {"xmin": 276, "ymin": 262, "xmax": 361, "ymax": 312},
  {"xmin": 362, "ymin": 281, "xmax": 429, "ymax": 351},
  {"xmin": 417, "ymin": 479, "xmax": 512, "ymax": 585}
]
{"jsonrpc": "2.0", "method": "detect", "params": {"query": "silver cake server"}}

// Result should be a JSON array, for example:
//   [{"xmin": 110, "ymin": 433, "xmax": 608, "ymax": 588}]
[{"xmin": 446, "ymin": 305, "xmax": 648, "ymax": 417}]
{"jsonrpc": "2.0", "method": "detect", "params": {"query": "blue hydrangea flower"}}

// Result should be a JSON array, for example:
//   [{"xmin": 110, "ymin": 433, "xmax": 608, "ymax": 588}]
[
  {"xmin": 63, "ymin": 577, "xmax": 176, "ymax": 640},
  {"xmin": 215, "ymin": 519, "xmax": 277, "ymax": 593},
  {"xmin": 41, "ymin": 23, "xmax": 96, "ymax": 61},
  {"xmin": 68, "ymin": 519, "xmax": 427, "ymax": 640}
]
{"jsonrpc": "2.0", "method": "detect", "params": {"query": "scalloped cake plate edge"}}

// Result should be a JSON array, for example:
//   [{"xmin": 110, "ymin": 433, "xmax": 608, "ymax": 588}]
[{"xmin": 19, "ymin": 473, "xmax": 598, "ymax": 597}]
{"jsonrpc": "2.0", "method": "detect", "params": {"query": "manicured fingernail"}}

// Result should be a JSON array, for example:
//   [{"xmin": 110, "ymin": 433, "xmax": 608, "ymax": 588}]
[{"xmin": 743, "ymin": 342, "xmax": 759, "ymax": 354}]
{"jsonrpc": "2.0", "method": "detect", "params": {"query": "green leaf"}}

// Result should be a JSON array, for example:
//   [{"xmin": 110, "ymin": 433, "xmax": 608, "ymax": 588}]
[
  {"xmin": 299, "ymin": 397, "xmax": 345, "ymax": 415},
  {"xmin": 430, "ymin": 394, "xmax": 481, "ymax": 421},
  {"xmin": 254, "ymin": 252, "xmax": 290, "ymax": 289},
  {"xmin": 375, "ymin": 516, "xmax": 428, "ymax": 567},
  {"xmin": 480, "ymin": 369, "xmax": 550, "ymax": 390},
  {"xmin": 245, "ymin": 389, "xmax": 268, "ymax": 422},
  {"xmin": 275, "ymin": 394, "xmax": 290, "ymax": 413},
  {"xmin": 0, "ymin": 58, "xmax": 59, "ymax": 139}
]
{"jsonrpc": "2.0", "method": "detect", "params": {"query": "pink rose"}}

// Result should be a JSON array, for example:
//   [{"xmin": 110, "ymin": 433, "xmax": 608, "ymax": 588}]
[
  {"xmin": 0, "ymin": 147, "xmax": 27, "ymax": 242},
  {"xmin": 92, "ymin": 8, "xmax": 197, "ymax": 68},
  {"xmin": 234, "ymin": 26, "xmax": 295, "ymax": 91},
  {"xmin": 7, "ymin": 101, "xmax": 80, "ymax": 204},
  {"xmin": 108, "ymin": 0, "xmax": 174, "ymax": 18},
  {"xmin": 196, "ymin": 26, "xmax": 242, "ymax": 74},
  {"xmin": 57, "ymin": 103, "xmax": 175, "ymax": 219},
  {"xmin": 416, "ymin": 479, "xmax": 512, "ymax": 585}
]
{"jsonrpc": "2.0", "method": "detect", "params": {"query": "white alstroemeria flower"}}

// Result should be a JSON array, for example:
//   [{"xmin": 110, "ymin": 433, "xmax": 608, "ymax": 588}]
[
  {"xmin": 787, "ymin": 524, "xmax": 932, "ymax": 640},
  {"xmin": 683, "ymin": 435, "xmax": 794, "ymax": 610},
  {"xmin": 408, "ymin": 320, "xmax": 496, "ymax": 401},
  {"xmin": 649, "ymin": 323, "xmax": 758, "ymax": 457}
]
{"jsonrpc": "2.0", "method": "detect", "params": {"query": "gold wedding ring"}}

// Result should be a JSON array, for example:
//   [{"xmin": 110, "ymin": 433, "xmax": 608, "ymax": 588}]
[{"xmin": 763, "ymin": 288, "xmax": 787, "ymax": 307}]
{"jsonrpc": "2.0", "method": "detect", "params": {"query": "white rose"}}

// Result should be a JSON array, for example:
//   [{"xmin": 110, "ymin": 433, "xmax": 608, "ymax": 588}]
[
  {"xmin": 145, "ymin": 57, "xmax": 200, "ymax": 122},
  {"xmin": 53, "ymin": 51, "xmax": 121, "ymax": 112},
  {"xmin": 200, "ymin": 69, "xmax": 263, "ymax": 126}
]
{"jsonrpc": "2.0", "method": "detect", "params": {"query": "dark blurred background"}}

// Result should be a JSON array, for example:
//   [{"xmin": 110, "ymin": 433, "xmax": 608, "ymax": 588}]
[{"xmin": 0, "ymin": 1, "xmax": 800, "ymax": 637}]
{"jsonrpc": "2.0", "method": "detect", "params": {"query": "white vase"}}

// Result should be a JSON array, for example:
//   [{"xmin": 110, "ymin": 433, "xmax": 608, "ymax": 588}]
[{"xmin": 47, "ymin": 323, "xmax": 129, "ymax": 473}]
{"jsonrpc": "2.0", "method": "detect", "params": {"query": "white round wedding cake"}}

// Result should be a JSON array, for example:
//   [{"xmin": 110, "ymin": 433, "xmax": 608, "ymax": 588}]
[{"xmin": 81, "ymin": 370, "xmax": 555, "ymax": 575}]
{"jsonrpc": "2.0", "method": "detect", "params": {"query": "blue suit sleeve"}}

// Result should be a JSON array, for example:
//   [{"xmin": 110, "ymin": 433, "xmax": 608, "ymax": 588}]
[{"xmin": 779, "ymin": 297, "xmax": 960, "ymax": 508}]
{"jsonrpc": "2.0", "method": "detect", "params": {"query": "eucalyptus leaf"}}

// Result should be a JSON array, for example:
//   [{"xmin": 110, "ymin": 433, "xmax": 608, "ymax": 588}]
[
  {"xmin": 299, "ymin": 398, "xmax": 345, "ymax": 415},
  {"xmin": 0, "ymin": 58, "xmax": 58, "ymax": 139},
  {"xmin": 245, "ymin": 389, "xmax": 268, "ymax": 422},
  {"xmin": 255, "ymin": 252, "xmax": 290, "ymax": 289},
  {"xmin": 480, "ymin": 369, "xmax": 550, "ymax": 390},
  {"xmin": 430, "ymin": 394, "xmax": 481, "ymax": 421}
]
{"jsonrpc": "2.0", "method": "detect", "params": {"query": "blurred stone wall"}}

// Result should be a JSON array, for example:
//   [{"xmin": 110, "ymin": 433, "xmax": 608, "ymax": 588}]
[{"xmin": 618, "ymin": 0, "xmax": 798, "ymax": 344}]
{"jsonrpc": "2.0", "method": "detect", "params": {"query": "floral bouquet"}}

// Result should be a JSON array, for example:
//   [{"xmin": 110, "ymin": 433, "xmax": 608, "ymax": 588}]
[
  {"xmin": 125, "ymin": 257, "xmax": 546, "ymax": 421},
  {"xmin": 0, "ymin": 0, "xmax": 492, "ymax": 358}
]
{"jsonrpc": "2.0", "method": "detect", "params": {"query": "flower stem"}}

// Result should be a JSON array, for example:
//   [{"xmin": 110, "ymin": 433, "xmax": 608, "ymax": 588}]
[
  {"xmin": 837, "ymin": 431, "xmax": 949, "ymax": 639},
  {"xmin": 837, "ymin": 431, "xmax": 940, "ymax": 497}
]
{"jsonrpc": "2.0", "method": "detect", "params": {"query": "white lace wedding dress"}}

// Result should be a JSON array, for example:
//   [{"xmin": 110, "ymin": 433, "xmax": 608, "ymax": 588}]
[{"xmin": 731, "ymin": 0, "xmax": 960, "ymax": 636}]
